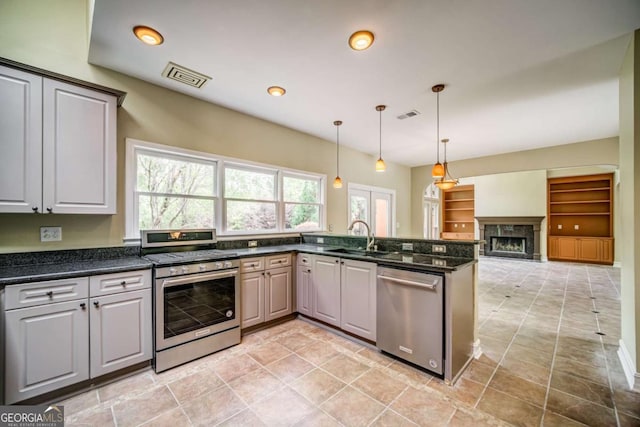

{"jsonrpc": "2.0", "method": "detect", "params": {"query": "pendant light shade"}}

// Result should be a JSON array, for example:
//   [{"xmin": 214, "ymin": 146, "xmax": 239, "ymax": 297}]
[
  {"xmin": 333, "ymin": 120, "xmax": 343, "ymax": 189},
  {"xmin": 434, "ymin": 138, "xmax": 459, "ymax": 190},
  {"xmin": 431, "ymin": 84, "xmax": 445, "ymax": 179},
  {"xmin": 376, "ymin": 105, "xmax": 386, "ymax": 172}
]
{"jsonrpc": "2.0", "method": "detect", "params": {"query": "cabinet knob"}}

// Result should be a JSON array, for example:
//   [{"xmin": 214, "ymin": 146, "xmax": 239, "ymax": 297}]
[
  {"xmin": 46, "ymin": 207, "xmax": 53, "ymax": 213},
  {"xmin": 267, "ymin": 272, "xmax": 271, "ymax": 276},
  {"xmin": 307, "ymin": 269, "xmax": 312, "ymax": 273},
  {"xmin": 80, "ymin": 303, "xmax": 86, "ymax": 310},
  {"xmin": 46, "ymin": 291, "xmax": 53, "ymax": 298},
  {"xmin": 335, "ymin": 260, "xmax": 339, "ymax": 263},
  {"xmin": 32, "ymin": 206, "xmax": 39, "ymax": 213},
  {"xmin": 120, "ymin": 280, "xmax": 127, "ymax": 286},
  {"xmin": 93, "ymin": 301, "xmax": 100, "ymax": 308}
]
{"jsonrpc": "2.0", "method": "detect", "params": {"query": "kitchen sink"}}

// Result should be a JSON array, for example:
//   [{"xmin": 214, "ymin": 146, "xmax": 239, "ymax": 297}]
[{"xmin": 328, "ymin": 248, "xmax": 394, "ymax": 258}]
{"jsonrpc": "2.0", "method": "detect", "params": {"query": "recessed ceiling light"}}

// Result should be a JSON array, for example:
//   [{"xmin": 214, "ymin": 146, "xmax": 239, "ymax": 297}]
[
  {"xmin": 133, "ymin": 25, "xmax": 164, "ymax": 46},
  {"xmin": 349, "ymin": 30, "xmax": 374, "ymax": 51},
  {"xmin": 267, "ymin": 86, "xmax": 286, "ymax": 96}
]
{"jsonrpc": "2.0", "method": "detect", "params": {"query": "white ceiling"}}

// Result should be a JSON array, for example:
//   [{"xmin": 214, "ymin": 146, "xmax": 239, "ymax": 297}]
[{"xmin": 88, "ymin": 0, "xmax": 640, "ymax": 167}]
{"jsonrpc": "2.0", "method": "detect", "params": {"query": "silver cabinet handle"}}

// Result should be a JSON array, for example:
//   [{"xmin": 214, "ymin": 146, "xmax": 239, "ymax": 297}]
[{"xmin": 377, "ymin": 275, "xmax": 438, "ymax": 290}]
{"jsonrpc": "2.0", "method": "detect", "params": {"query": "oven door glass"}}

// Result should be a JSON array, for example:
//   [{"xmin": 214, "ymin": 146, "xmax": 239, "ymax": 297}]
[{"xmin": 160, "ymin": 271, "xmax": 238, "ymax": 343}]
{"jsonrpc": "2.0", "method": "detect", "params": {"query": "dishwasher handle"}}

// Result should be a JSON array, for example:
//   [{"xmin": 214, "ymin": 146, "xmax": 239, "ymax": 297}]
[{"xmin": 377, "ymin": 274, "xmax": 438, "ymax": 290}]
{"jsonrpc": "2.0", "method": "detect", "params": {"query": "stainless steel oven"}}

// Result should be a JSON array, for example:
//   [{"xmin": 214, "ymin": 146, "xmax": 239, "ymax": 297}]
[{"xmin": 141, "ymin": 229, "xmax": 241, "ymax": 372}]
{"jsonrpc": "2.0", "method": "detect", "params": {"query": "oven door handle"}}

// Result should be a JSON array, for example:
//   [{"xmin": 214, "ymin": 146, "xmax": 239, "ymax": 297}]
[{"xmin": 162, "ymin": 270, "xmax": 238, "ymax": 288}]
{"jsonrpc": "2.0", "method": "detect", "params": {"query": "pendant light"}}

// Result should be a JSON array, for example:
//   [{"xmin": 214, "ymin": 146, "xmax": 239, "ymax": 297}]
[
  {"xmin": 435, "ymin": 138, "xmax": 459, "ymax": 190},
  {"xmin": 431, "ymin": 84, "xmax": 445, "ymax": 178},
  {"xmin": 375, "ymin": 105, "xmax": 386, "ymax": 172},
  {"xmin": 333, "ymin": 120, "xmax": 343, "ymax": 189}
]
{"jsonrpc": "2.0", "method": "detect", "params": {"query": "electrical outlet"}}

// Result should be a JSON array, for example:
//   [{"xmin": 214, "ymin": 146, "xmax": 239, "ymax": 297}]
[
  {"xmin": 557, "ymin": 224, "xmax": 563, "ymax": 230},
  {"xmin": 432, "ymin": 244, "xmax": 446, "ymax": 253},
  {"xmin": 40, "ymin": 226, "xmax": 62, "ymax": 242},
  {"xmin": 328, "ymin": 224, "xmax": 333, "ymax": 232},
  {"xmin": 248, "ymin": 240, "xmax": 258, "ymax": 248},
  {"xmin": 401, "ymin": 243, "xmax": 413, "ymax": 251},
  {"xmin": 574, "ymin": 224, "xmax": 579, "ymax": 230},
  {"xmin": 317, "ymin": 237, "xmax": 324, "ymax": 244}
]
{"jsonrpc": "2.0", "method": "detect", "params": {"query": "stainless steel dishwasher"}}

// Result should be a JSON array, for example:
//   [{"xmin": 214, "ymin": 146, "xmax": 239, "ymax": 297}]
[{"xmin": 377, "ymin": 267, "xmax": 443, "ymax": 375}]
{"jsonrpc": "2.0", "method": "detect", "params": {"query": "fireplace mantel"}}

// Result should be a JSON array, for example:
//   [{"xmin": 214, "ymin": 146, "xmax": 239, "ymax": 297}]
[{"xmin": 475, "ymin": 216, "xmax": 545, "ymax": 260}]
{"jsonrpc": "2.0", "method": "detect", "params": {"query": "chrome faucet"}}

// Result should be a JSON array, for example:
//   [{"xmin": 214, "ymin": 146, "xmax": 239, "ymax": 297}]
[{"xmin": 348, "ymin": 219, "xmax": 375, "ymax": 251}]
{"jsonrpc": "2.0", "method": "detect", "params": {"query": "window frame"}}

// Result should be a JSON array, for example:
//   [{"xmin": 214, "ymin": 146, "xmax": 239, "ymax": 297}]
[{"xmin": 125, "ymin": 138, "xmax": 326, "ymax": 242}]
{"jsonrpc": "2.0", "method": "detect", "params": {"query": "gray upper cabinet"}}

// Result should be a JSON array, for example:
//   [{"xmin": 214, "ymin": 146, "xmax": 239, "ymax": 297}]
[
  {"xmin": 0, "ymin": 64, "xmax": 117, "ymax": 214},
  {"xmin": 0, "ymin": 65, "xmax": 42, "ymax": 213}
]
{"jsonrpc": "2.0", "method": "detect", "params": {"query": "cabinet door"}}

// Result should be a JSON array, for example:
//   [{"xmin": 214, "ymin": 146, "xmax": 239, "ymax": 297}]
[
  {"xmin": 5, "ymin": 300, "xmax": 89, "ymax": 403},
  {"xmin": 241, "ymin": 272, "xmax": 265, "ymax": 328},
  {"xmin": 557, "ymin": 237, "xmax": 578, "ymax": 260},
  {"xmin": 89, "ymin": 289, "xmax": 152, "ymax": 377},
  {"xmin": 341, "ymin": 259, "xmax": 377, "ymax": 341},
  {"xmin": 577, "ymin": 238, "xmax": 600, "ymax": 263},
  {"xmin": 42, "ymin": 79, "xmax": 116, "ymax": 214},
  {"xmin": 296, "ymin": 264, "xmax": 313, "ymax": 317},
  {"xmin": 601, "ymin": 239, "xmax": 613, "ymax": 264},
  {"xmin": 265, "ymin": 266, "xmax": 292, "ymax": 321},
  {"xmin": 548, "ymin": 236, "xmax": 559, "ymax": 259},
  {"xmin": 312, "ymin": 256, "xmax": 341, "ymax": 327},
  {"xmin": 0, "ymin": 65, "xmax": 42, "ymax": 213}
]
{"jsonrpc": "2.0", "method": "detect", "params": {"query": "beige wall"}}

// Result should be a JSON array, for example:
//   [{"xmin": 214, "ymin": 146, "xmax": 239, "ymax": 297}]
[
  {"xmin": 0, "ymin": 0, "xmax": 412, "ymax": 253},
  {"xmin": 619, "ymin": 30, "xmax": 640, "ymax": 386},
  {"xmin": 411, "ymin": 137, "xmax": 619, "ymax": 238}
]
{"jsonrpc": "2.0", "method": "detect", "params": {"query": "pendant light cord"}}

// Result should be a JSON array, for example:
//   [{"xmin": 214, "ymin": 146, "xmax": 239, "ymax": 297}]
[
  {"xmin": 379, "ymin": 108, "xmax": 382, "ymax": 158},
  {"xmin": 336, "ymin": 124, "xmax": 340, "ymax": 176},
  {"xmin": 436, "ymin": 91, "xmax": 441, "ymax": 164}
]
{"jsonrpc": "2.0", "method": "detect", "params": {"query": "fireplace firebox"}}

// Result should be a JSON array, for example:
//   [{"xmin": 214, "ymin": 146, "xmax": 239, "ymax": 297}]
[{"xmin": 476, "ymin": 217, "xmax": 544, "ymax": 260}]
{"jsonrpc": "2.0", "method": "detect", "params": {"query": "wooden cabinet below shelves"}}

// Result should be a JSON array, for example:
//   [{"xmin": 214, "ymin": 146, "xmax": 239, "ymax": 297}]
[
  {"xmin": 548, "ymin": 236, "xmax": 613, "ymax": 265},
  {"xmin": 441, "ymin": 185, "xmax": 475, "ymax": 240}
]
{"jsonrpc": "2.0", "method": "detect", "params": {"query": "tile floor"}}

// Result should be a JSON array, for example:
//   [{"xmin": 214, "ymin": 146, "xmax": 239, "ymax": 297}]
[{"xmin": 58, "ymin": 257, "xmax": 639, "ymax": 427}]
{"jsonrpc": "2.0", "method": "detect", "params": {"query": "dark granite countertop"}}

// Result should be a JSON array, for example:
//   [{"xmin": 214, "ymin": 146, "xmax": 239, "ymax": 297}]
[
  {"xmin": 0, "ymin": 257, "xmax": 152, "ymax": 287},
  {"xmin": 0, "ymin": 242, "xmax": 475, "ymax": 289}
]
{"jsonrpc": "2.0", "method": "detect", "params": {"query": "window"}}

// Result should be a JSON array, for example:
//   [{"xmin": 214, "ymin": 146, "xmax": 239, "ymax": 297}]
[
  {"xmin": 125, "ymin": 139, "xmax": 325, "ymax": 240},
  {"xmin": 224, "ymin": 165, "xmax": 277, "ymax": 232},
  {"xmin": 135, "ymin": 151, "xmax": 217, "ymax": 231},
  {"xmin": 283, "ymin": 174, "xmax": 322, "ymax": 231}
]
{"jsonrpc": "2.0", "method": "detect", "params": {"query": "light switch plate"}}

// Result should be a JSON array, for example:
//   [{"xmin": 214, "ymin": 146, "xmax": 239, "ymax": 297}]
[
  {"xmin": 248, "ymin": 240, "xmax": 258, "ymax": 248},
  {"xmin": 317, "ymin": 237, "xmax": 324, "ymax": 244},
  {"xmin": 40, "ymin": 226, "xmax": 62, "ymax": 242}
]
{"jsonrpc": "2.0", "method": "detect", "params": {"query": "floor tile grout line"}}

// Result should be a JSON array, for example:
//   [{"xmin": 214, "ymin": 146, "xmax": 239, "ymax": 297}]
[
  {"xmin": 474, "ymin": 265, "xmax": 556, "ymax": 412},
  {"xmin": 539, "ymin": 263, "xmax": 571, "ymax": 427},
  {"xmin": 586, "ymin": 265, "xmax": 622, "ymax": 427}
]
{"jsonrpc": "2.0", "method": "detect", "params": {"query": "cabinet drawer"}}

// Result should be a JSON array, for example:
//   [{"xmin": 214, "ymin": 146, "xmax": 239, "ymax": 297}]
[
  {"xmin": 90, "ymin": 269, "xmax": 151, "ymax": 297},
  {"xmin": 5, "ymin": 277, "xmax": 89, "ymax": 310},
  {"xmin": 240, "ymin": 257, "xmax": 265, "ymax": 273},
  {"xmin": 297, "ymin": 253, "xmax": 313, "ymax": 267},
  {"xmin": 266, "ymin": 253, "xmax": 291, "ymax": 269}
]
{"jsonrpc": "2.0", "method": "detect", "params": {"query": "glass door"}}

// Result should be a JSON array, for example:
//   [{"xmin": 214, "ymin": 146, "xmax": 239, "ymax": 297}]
[{"xmin": 348, "ymin": 184, "xmax": 395, "ymax": 237}]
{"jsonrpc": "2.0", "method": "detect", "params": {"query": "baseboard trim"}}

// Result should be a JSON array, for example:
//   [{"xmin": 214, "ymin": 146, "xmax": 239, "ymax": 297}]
[
  {"xmin": 618, "ymin": 339, "xmax": 640, "ymax": 392},
  {"xmin": 473, "ymin": 339, "xmax": 483, "ymax": 359}
]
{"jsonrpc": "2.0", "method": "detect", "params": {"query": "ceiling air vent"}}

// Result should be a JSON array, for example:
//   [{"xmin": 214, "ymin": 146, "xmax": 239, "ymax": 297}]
[
  {"xmin": 397, "ymin": 109, "xmax": 421, "ymax": 120},
  {"xmin": 162, "ymin": 62, "xmax": 211, "ymax": 89}
]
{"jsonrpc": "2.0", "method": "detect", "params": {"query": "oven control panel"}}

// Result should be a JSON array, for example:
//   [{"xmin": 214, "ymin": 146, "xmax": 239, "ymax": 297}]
[{"xmin": 155, "ymin": 259, "xmax": 240, "ymax": 278}]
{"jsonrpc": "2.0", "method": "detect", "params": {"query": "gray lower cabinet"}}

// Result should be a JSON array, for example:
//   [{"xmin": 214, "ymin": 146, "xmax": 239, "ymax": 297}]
[
  {"xmin": 4, "ymin": 299, "xmax": 90, "ymax": 404},
  {"xmin": 3, "ymin": 269, "xmax": 151, "ymax": 404},
  {"xmin": 265, "ymin": 266, "xmax": 292, "ymax": 321},
  {"xmin": 296, "ymin": 254, "xmax": 313, "ymax": 317},
  {"xmin": 296, "ymin": 254, "xmax": 377, "ymax": 341},
  {"xmin": 89, "ymin": 288, "xmax": 152, "ymax": 377},
  {"xmin": 340, "ymin": 259, "xmax": 377, "ymax": 341},
  {"xmin": 240, "ymin": 254, "xmax": 292, "ymax": 328},
  {"xmin": 311, "ymin": 255, "xmax": 341, "ymax": 327}
]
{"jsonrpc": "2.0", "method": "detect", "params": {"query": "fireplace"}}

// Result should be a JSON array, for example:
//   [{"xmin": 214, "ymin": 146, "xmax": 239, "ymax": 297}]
[{"xmin": 476, "ymin": 217, "xmax": 544, "ymax": 260}]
